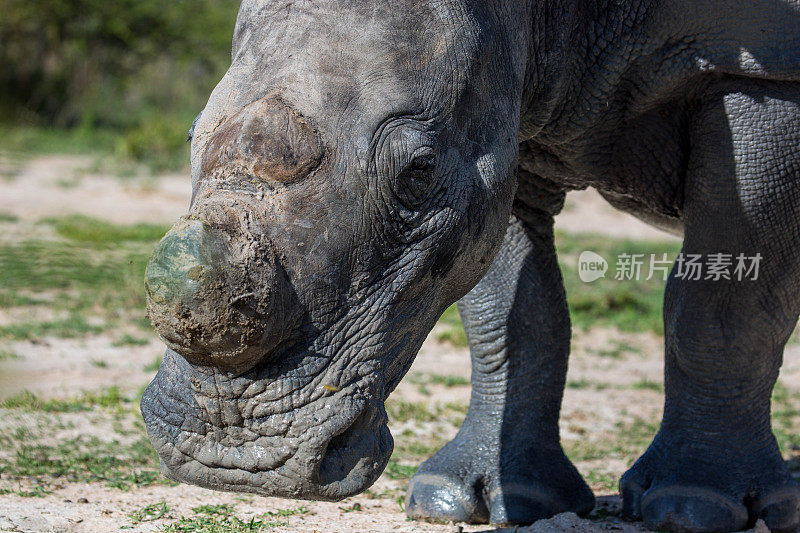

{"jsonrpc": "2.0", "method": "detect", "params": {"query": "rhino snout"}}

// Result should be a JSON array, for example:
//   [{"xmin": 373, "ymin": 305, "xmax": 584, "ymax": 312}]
[{"xmin": 145, "ymin": 216, "xmax": 289, "ymax": 370}]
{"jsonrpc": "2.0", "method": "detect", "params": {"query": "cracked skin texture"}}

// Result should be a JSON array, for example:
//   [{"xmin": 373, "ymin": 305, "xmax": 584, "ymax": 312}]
[{"xmin": 140, "ymin": 1, "xmax": 800, "ymax": 532}]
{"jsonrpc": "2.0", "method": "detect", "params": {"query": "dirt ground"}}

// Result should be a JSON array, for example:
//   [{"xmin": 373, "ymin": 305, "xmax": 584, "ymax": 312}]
[{"xmin": 0, "ymin": 155, "xmax": 795, "ymax": 533}]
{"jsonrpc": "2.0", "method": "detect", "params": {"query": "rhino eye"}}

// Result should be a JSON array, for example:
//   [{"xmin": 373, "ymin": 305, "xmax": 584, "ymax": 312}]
[{"xmin": 397, "ymin": 149, "xmax": 435, "ymax": 207}]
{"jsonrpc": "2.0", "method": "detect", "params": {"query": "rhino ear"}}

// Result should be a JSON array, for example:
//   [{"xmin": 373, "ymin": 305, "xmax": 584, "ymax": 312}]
[{"xmin": 201, "ymin": 96, "xmax": 325, "ymax": 184}]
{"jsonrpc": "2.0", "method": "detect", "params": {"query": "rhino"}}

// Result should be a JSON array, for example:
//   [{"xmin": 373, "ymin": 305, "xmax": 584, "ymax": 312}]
[{"xmin": 140, "ymin": 1, "xmax": 800, "ymax": 531}]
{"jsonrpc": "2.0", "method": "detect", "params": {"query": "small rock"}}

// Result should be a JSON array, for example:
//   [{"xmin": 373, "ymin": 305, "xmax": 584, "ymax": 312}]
[
  {"xmin": 77, "ymin": 497, "xmax": 89, "ymax": 504},
  {"xmin": 449, "ymin": 525, "xmax": 463, "ymax": 533},
  {"xmin": 63, "ymin": 499, "xmax": 72, "ymax": 504}
]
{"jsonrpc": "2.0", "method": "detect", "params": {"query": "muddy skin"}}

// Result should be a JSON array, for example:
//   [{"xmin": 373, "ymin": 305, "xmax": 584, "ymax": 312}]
[{"xmin": 141, "ymin": 1, "xmax": 800, "ymax": 531}]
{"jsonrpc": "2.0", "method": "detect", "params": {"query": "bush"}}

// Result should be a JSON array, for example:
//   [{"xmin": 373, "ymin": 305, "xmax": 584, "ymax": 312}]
[{"xmin": 0, "ymin": 0, "xmax": 240, "ymax": 168}]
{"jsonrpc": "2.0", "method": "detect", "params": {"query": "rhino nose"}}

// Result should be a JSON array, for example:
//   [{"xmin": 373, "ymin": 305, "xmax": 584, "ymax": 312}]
[
  {"xmin": 145, "ymin": 219, "xmax": 224, "ymax": 311},
  {"xmin": 145, "ymin": 218, "xmax": 285, "ymax": 370}
]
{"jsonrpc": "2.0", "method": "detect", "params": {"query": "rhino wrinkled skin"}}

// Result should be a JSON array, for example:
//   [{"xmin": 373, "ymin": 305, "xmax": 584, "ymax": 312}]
[{"xmin": 141, "ymin": 1, "xmax": 800, "ymax": 531}]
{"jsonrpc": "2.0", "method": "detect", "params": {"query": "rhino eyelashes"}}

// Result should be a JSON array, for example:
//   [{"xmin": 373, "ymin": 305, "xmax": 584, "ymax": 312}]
[{"xmin": 201, "ymin": 96, "xmax": 325, "ymax": 184}]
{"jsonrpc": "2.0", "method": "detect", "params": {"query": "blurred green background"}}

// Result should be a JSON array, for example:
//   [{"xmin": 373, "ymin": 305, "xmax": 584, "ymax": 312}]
[{"xmin": 0, "ymin": 0, "xmax": 240, "ymax": 171}]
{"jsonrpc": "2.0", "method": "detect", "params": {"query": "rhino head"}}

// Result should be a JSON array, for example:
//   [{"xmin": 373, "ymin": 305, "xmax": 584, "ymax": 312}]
[{"xmin": 141, "ymin": 0, "xmax": 528, "ymax": 501}]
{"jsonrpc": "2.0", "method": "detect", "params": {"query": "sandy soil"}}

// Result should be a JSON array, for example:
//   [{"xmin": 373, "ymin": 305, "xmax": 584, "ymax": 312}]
[
  {"xmin": 0, "ymin": 154, "xmax": 784, "ymax": 533},
  {"xmin": 556, "ymin": 189, "xmax": 680, "ymax": 242},
  {"xmin": 0, "ymin": 155, "xmax": 189, "ymax": 225}
]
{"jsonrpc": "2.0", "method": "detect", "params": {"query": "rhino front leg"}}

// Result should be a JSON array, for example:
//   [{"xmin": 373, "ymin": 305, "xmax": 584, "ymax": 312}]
[
  {"xmin": 405, "ymin": 198, "xmax": 594, "ymax": 525},
  {"xmin": 621, "ymin": 81, "xmax": 800, "ymax": 533}
]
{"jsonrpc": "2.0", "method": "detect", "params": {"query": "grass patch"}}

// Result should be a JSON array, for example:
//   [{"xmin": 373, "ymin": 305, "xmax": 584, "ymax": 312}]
[
  {"xmin": 0, "ymin": 235, "xmax": 157, "ymax": 339},
  {"xmin": 564, "ymin": 417, "xmax": 659, "ymax": 464},
  {"xmin": 567, "ymin": 380, "xmax": 609, "ymax": 390},
  {"xmin": 407, "ymin": 373, "xmax": 470, "ymax": 388},
  {"xmin": 567, "ymin": 379, "xmax": 592, "ymax": 390},
  {"xmin": 393, "ymin": 430, "xmax": 445, "ymax": 461},
  {"xmin": 0, "ymin": 350, "xmax": 20, "ymax": 361},
  {"xmin": 0, "ymin": 434, "xmax": 164, "ymax": 492},
  {"xmin": 435, "ymin": 304, "xmax": 467, "ymax": 348},
  {"xmin": 384, "ymin": 460, "xmax": 418, "ymax": 481},
  {"xmin": 588, "ymin": 340, "xmax": 642, "ymax": 359},
  {"xmin": 0, "ymin": 484, "xmax": 51, "ymax": 498},
  {"xmin": 772, "ymin": 381, "xmax": 800, "ymax": 454},
  {"xmin": 0, "ymin": 126, "xmax": 118, "ymax": 157},
  {"xmin": 145, "ymin": 356, "xmax": 164, "ymax": 373},
  {"xmin": 385, "ymin": 400, "xmax": 467, "ymax": 425},
  {"xmin": 585, "ymin": 470, "xmax": 619, "ymax": 492},
  {"xmin": 113, "ymin": 334, "xmax": 151, "ymax": 347},
  {"xmin": 1, "ymin": 387, "xmax": 129, "ymax": 413},
  {"xmin": 162, "ymin": 503, "xmax": 307, "ymax": 532},
  {"xmin": 129, "ymin": 501, "xmax": 170, "ymax": 524},
  {"xmin": 47, "ymin": 214, "xmax": 169, "ymax": 245},
  {"xmin": 0, "ymin": 314, "xmax": 104, "ymax": 340},
  {"xmin": 631, "ymin": 379, "xmax": 663, "ymax": 392},
  {"xmin": 556, "ymin": 231, "xmax": 681, "ymax": 334},
  {"xmin": 0, "ymin": 212, "xmax": 19, "ymax": 223},
  {"xmin": 339, "ymin": 502, "xmax": 363, "ymax": 512}
]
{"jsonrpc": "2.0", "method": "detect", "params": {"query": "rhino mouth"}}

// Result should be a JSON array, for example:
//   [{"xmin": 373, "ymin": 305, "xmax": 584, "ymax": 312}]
[
  {"xmin": 318, "ymin": 402, "xmax": 392, "ymax": 488},
  {"xmin": 141, "ymin": 348, "xmax": 393, "ymax": 501}
]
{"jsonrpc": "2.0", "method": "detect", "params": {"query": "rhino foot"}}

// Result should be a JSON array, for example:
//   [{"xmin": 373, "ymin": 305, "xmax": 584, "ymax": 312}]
[
  {"xmin": 622, "ymin": 437, "xmax": 800, "ymax": 533},
  {"xmin": 404, "ymin": 433, "xmax": 594, "ymax": 526}
]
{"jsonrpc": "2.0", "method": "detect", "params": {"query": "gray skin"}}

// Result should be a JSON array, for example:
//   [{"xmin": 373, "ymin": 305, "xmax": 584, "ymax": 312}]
[{"xmin": 140, "ymin": 1, "xmax": 800, "ymax": 531}]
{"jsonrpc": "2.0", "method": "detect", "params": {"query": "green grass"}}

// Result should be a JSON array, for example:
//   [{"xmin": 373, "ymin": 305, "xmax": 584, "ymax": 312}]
[
  {"xmin": 384, "ymin": 460, "xmax": 418, "ymax": 481},
  {"xmin": 144, "ymin": 356, "xmax": 163, "ymax": 372},
  {"xmin": 393, "ymin": 435, "xmax": 442, "ymax": 461},
  {"xmin": 0, "ymin": 122, "xmax": 195, "ymax": 175},
  {"xmin": 385, "ymin": 400, "xmax": 467, "ymax": 425},
  {"xmin": 0, "ymin": 314, "xmax": 105, "ymax": 340},
  {"xmin": 588, "ymin": 340, "xmax": 643, "ymax": 359},
  {"xmin": 129, "ymin": 502, "xmax": 170, "ymax": 524},
  {"xmin": 0, "ymin": 126, "xmax": 118, "ymax": 157},
  {"xmin": 0, "ymin": 434, "xmax": 164, "ymax": 492},
  {"xmin": 161, "ymin": 504, "xmax": 308, "ymax": 532},
  {"xmin": 0, "ymin": 387, "xmax": 170, "ymax": 497},
  {"xmin": 585, "ymin": 470, "xmax": 619, "ymax": 492},
  {"xmin": 113, "ymin": 334, "xmax": 151, "ymax": 347},
  {"xmin": 556, "ymin": 231, "xmax": 681, "ymax": 334},
  {"xmin": 772, "ymin": 381, "xmax": 800, "ymax": 454},
  {"xmin": 564, "ymin": 417, "xmax": 659, "ymax": 464},
  {"xmin": 0, "ymin": 350, "xmax": 21, "ymax": 361},
  {"xmin": 1, "ymin": 387, "xmax": 129, "ymax": 413},
  {"xmin": 0, "ymin": 220, "xmax": 162, "ymax": 339},
  {"xmin": 0, "ymin": 239, "xmax": 148, "ymax": 301},
  {"xmin": 631, "ymin": 379, "xmax": 664, "ymax": 392},
  {"xmin": 339, "ymin": 502, "xmax": 363, "ymax": 512},
  {"xmin": 567, "ymin": 379, "xmax": 610, "ymax": 390},
  {"xmin": 47, "ymin": 214, "xmax": 169, "ymax": 245},
  {"xmin": 0, "ymin": 212, "xmax": 19, "ymax": 223},
  {"xmin": 0, "ymin": 484, "xmax": 52, "ymax": 498},
  {"xmin": 434, "ymin": 305, "xmax": 468, "ymax": 348},
  {"xmin": 406, "ymin": 373, "xmax": 470, "ymax": 388}
]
